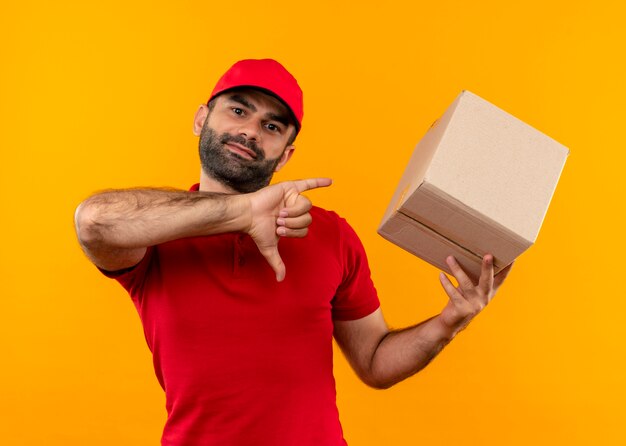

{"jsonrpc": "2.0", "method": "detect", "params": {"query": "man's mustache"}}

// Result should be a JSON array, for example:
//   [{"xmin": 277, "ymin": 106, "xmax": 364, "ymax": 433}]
[{"xmin": 220, "ymin": 134, "xmax": 264, "ymax": 160}]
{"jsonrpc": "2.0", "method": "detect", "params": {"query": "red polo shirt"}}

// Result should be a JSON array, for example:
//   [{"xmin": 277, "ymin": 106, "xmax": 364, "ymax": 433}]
[{"xmin": 102, "ymin": 187, "xmax": 380, "ymax": 445}]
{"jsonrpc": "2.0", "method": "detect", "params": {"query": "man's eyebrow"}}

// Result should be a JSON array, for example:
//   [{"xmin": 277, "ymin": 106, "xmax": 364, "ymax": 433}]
[
  {"xmin": 266, "ymin": 112, "xmax": 290, "ymax": 127},
  {"xmin": 228, "ymin": 94, "xmax": 257, "ymax": 112}
]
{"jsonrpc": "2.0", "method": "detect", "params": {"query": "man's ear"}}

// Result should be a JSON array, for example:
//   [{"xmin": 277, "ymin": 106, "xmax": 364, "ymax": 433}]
[
  {"xmin": 274, "ymin": 145, "xmax": 295, "ymax": 172},
  {"xmin": 193, "ymin": 104, "xmax": 209, "ymax": 136}
]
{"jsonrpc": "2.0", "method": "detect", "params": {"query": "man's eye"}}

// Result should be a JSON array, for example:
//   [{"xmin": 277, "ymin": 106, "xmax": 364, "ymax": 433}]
[
  {"xmin": 266, "ymin": 123, "xmax": 281, "ymax": 132},
  {"xmin": 232, "ymin": 108, "xmax": 244, "ymax": 115}
]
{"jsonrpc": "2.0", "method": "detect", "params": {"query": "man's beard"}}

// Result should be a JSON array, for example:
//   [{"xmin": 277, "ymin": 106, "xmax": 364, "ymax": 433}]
[{"xmin": 198, "ymin": 123, "xmax": 283, "ymax": 193}]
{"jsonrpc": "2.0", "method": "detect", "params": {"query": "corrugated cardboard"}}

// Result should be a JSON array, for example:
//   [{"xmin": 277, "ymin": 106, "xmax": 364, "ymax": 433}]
[{"xmin": 378, "ymin": 91, "xmax": 569, "ymax": 280}]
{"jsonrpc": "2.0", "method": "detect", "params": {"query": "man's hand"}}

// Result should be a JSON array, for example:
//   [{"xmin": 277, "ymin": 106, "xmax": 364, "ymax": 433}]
[
  {"xmin": 244, "ymin": 178, "xmax": 332, "ymax": 282},
  {"xmin": 334, "ymin": 254, "xmax": 513, "ymax": 389},
  {"xmin": 438, "ymin": 254, "xmax": 513, "ymax": 334}
]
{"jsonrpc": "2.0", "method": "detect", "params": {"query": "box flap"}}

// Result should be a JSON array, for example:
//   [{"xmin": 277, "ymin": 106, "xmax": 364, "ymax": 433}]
[
  {"xmin": 399, "ymin": 181, "xmax": 530, "ymax": 268},
  {"xmin": 378, "ymin": 212, "xmax": 509, "ymax": 281}
]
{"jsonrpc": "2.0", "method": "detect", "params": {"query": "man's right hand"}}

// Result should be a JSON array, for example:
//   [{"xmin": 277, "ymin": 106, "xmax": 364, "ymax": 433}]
[{"xmin": 244, "ymin": 178, "xmax": 332, "ymax": 282}]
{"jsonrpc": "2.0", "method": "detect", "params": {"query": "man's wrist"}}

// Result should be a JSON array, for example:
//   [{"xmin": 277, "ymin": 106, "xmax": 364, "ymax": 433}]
[
  {"xmin": 192, "ymin": 192, "xmax": 250, "ymax": 235},
  {"xmin": 431, "ymin": 315, "xmax": 461, "ymax": 343},
  {"xmin": 224, "ymin": 193, "xmax": 252, "ymax": 233}
]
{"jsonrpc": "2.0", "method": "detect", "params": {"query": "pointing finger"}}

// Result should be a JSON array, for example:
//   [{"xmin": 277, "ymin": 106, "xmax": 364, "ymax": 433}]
[{"xmin": 293, "ymin": 178, "xmax": 333, "ymax": 193}]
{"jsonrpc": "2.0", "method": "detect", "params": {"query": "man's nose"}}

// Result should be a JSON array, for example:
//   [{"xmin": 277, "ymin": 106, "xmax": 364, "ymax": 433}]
[{"xmin": 237, "ymin": 119, "xmax": 260, "ymax": 141}]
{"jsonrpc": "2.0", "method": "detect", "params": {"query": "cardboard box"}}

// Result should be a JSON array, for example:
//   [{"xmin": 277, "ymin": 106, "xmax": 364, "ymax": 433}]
[{"xmin": 378, "ymin": 91, "xmax": 569, "ymax": 280}]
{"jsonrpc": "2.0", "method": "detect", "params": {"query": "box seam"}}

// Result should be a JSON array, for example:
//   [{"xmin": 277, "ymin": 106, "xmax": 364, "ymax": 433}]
[{"xmin": 396, "ymin": 209, "xmax": 487, "ymax": 265}]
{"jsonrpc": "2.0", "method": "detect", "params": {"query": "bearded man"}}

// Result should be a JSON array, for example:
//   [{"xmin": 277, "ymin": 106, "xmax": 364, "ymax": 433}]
[{"xmin": 75, "ymin": 59, "xmax": 511, "ymax": 445}]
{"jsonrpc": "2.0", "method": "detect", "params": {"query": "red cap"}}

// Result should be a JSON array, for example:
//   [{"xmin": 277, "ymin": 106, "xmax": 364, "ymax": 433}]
[{"xmin": 209, "ymin": 59, "xmax": 303, "ymax": 132}]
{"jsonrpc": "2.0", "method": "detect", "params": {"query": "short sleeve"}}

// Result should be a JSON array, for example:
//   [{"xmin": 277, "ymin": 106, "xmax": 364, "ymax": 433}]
[
  {"xmin": 331, "ymin": 217, "xmax": 380, "ymax": 321},
  {"xmin": 98, "ymin": 246, "xmax": 155, "ymax": 303}
]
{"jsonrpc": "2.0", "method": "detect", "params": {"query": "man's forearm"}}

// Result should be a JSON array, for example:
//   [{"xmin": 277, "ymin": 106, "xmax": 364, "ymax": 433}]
[
  {"xmin": 369, "ymin": 315, "xmax": 459, "ymax": 389},
  {"xmin": 75, "ymin": 178, "xmax": 331, "ymax": 279},
  {"xmin": 75, "ymin": 188, "xmax": 249, "ymax": 249}
]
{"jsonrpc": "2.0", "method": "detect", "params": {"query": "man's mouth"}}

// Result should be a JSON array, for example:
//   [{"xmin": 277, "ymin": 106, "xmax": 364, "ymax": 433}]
[{"xmin": 224, "ymin": 142, "xmax": 258, "ymax": 160}]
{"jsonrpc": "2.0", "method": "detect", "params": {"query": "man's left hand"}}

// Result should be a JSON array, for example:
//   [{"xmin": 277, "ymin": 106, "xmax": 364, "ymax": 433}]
[{"xmin": 438, "ymin": 254, "xmax": 513, "ymax": 334}]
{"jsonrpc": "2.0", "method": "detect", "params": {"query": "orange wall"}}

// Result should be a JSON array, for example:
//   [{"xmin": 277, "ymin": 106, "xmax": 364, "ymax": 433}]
[{"xmin": 1, "ymin": 1, "xmax": 624, "ymax": 444}]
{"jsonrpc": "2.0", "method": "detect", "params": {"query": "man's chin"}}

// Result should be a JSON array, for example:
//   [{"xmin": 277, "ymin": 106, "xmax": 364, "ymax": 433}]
[{"xmin": 201, "ymin": 166, "xmax": 272, "ymax": 194}]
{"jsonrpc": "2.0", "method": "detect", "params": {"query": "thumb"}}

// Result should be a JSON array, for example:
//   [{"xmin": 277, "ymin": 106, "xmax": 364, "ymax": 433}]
[{"xmin": 259, "ymin": 245, "xmax": 286, "ymax": 282}]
